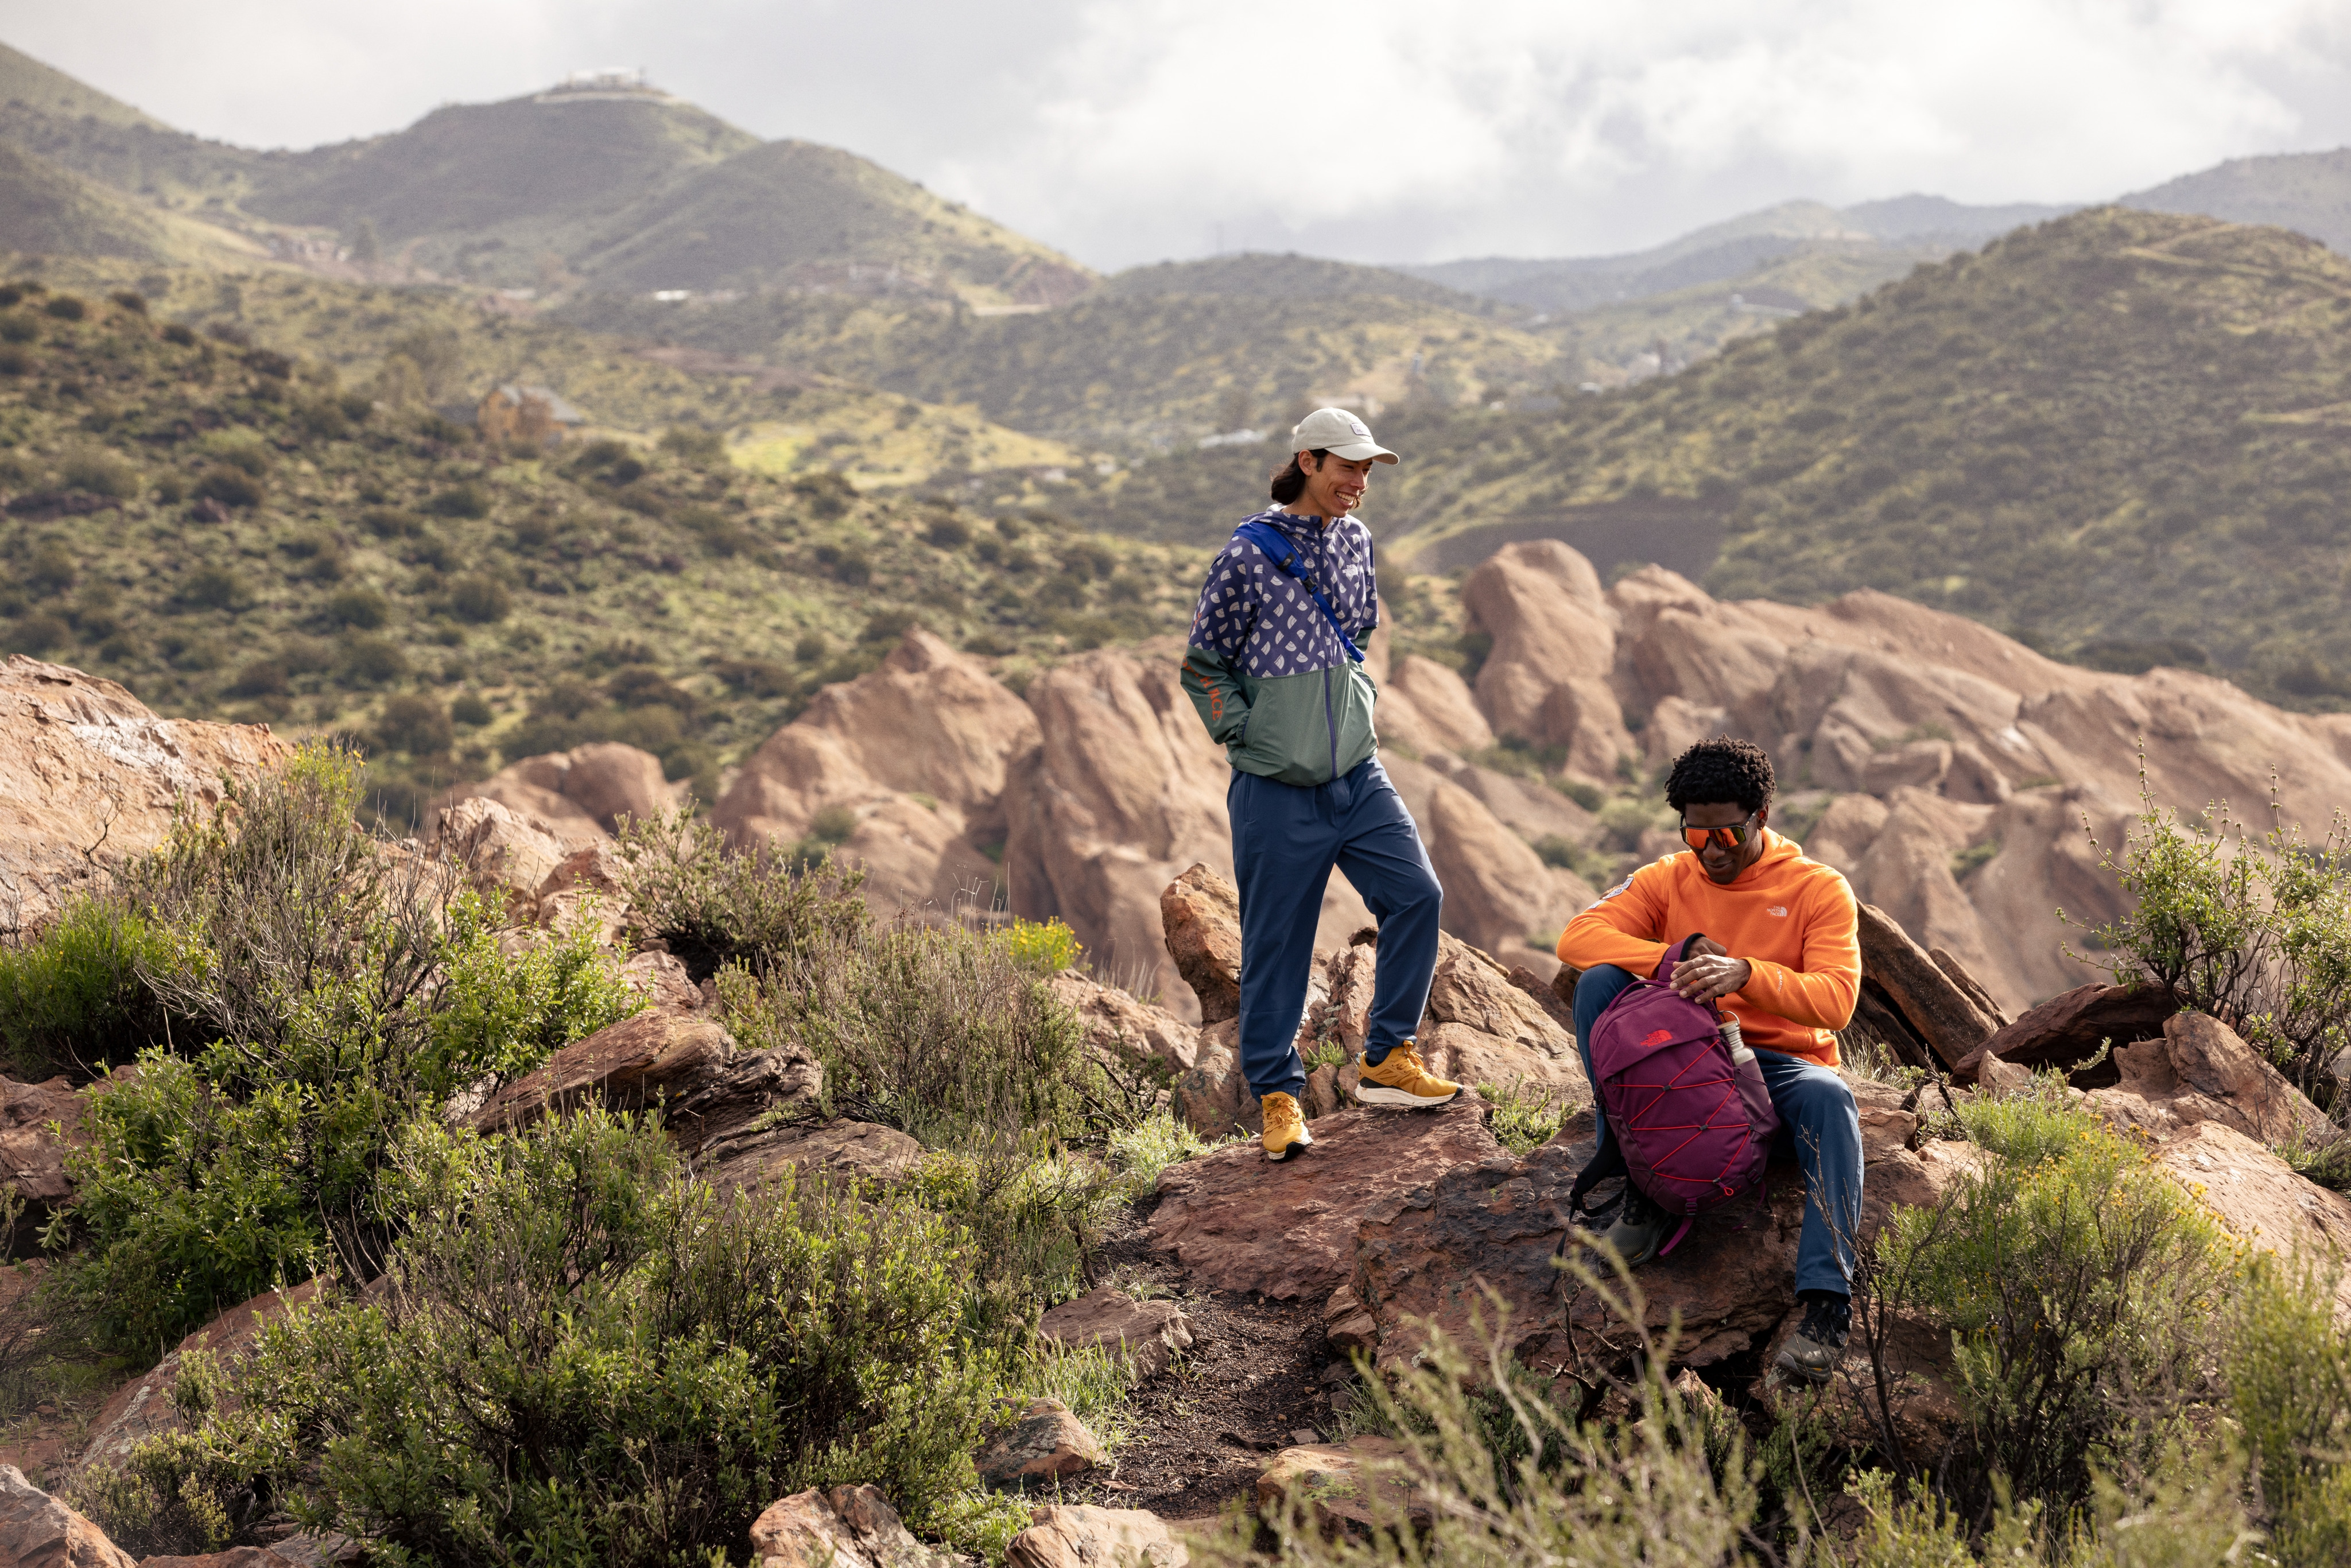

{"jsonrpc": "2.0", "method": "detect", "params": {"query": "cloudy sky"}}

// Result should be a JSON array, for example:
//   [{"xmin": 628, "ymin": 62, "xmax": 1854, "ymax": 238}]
[{"xmin": 7, "ymin": 0, "xmax": 2350, "ymax": 271}]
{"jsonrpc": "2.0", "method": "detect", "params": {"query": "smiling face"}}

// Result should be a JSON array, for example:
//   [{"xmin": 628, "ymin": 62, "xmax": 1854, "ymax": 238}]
[
  {"xmin": 1294, "ymin": 452, "xmax": 1376, "ymax": 521},
  {"xmin": 1682, "ymin": 799, "xmax": 1770, "ymax": 886}
]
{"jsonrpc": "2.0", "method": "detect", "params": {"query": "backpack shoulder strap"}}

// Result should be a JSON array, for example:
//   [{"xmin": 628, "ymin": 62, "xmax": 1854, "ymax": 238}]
[{"xmin": 1231, "ymin": 519, "xmax": 1365, "ymax": 663}]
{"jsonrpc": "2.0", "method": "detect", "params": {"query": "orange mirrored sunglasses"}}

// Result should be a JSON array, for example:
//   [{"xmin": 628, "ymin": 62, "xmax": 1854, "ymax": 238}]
[{"xmin": 1679, "ymin": 812, "xmax": 1760, "ymax": 852}]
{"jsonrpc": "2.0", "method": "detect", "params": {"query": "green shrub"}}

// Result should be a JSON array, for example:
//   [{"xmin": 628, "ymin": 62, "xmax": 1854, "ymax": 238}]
[
  {"xmin": 449, "ymin": 691, "xmax": 493, "ymax": 727},
  {"xmin": 192, "ymin": 467, "xmax": 261, "ymax": 508},
  {"xmin": 184, "ymin": 1110, "xmax": 1012, "ymax": 1564},
  {"xmin": 44, "ymin": 294, "xmax": 86, "ymax": 321},
  {"xmin": 1875, "ymin": 1076, "xmax": 2238, "ymax": 1522},
  {"xmin": 2076, "ymin": 776, "xmax": 2351, "ymax": 1096},
  {"xmin": 373, "ymin": 694, "xmax": 451, "ymax": 755},
  {"xmin": 323, "ymin": 587, "xmax": 388, "ymax": 630},
  {"xmin": 0, "ymin": 896, "xmax": 174, "ymax": 1079},
  {"xmin": 616, "ymin": 809, "xmax": 868, "ymax": 979},
  {"xmin": 427, "ymin": 483, "xmax": 490, "ymax": 519},
  {"xmin": 2229, "ymin": 1256, "xmax": 2351, "ymax": 1566},
  {"xmin": 1842, "ymin": 1450, "xmax": 2259, "ymax": 1566},
  {"xmin": 659, "ymin": 425, "xmax": 727, "ymax": 467},
  {"xmin": 445, "ymin": 573, "xmax": 510, "ymax": 623},
  {"xmin": 1480, "ymin": 1080, "xmax": 1573, "ymax": 1155},
  {"xmin": 61, "ymin": 447, "xmax": 138, "ymax": 500},
  {"xmin": 48, "ymin": 752, "xmax": 639, "ymax": 1351},
  {"xmin": 178, "ymin": 566, "xmax": 243, "ymax": 611}
]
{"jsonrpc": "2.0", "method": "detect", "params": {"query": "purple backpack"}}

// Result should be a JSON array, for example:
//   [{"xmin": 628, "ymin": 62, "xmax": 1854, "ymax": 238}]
[{"xmin": 1566, "ymin": 936, "xmax": 1781, "ymax": 1257}]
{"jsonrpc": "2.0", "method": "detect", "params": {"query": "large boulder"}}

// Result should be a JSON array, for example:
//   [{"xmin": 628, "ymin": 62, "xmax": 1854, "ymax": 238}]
[
  {"xmin": 467, "ymin": 1011, "xmax": 748, "ymax": 1135},
  {"xmin": 713, "ymin": 630, "xmax": 1036, "ymax": 913},
  {"xmin": 429, "ymin": 743, "xmax": 674, "ymax": 843},
  {"xmin": 1853, "ymin": 901, "xmax": 2000, "ymax": 1070},
  {"xmin": 1375, "ymin": 654, "xmax": 1493, "ymax": 758},
  {"xmin": 432, "ymin": 795, "xmax": 571, "ymax": 921},
  {"xmin": 1148, "ymin": 1098, "xmax": 1501, "ymax": 1299},
  {"xmin": 0, "ymin": 657, "xmax": 290, "ymax": 934},
  {"xmin": 1255, "ymin": 1438, "xmax": 1428, "ymax": 1538},
  {"xmin": 1350, "ymin": 1088, "xmax": 1977, "ymax": 1375},
  {"xmin": 0, "ymin": 1462, "xmax": 133, "ymax": 1567},
  {"xmin": 1460, "ymin": 542, "xmax": 1632, "ymax": 778},
  {"xmin": 1006, "ymin": 1504, "xmax": 1189, "ymax": 1568},
  {"xmin": 975, "ymin": 1398, "xmax": 1107, "ymax": 1491},
  {"xmin": 1956, "ymin": 982, "xmax": 2181, "ymax": 1084},
  {"xmin": 750, "ymin": 1484, "xmax": 954, "ymax": 1568},
  {"xmin": 1045, "ymin": 970, "xmax": 1201, "ymax": 1074},
  {"xmin": 1039, "ymin": 1286, "xmax": 1196, "ymax": 1379},
  {"xmin": 2154, "ymin": 1121, "xmax": 2351, "ymax": 1320},
  {"xmin": 2087, "ymin": 1011, "xmax": 2330, "ymax": 1146},
  {"xmin": 1159, "ymin": 865, "xmax": 1243, "ymax": 1026},
  {"xmin": 697, "ymin": 1118, "xmax": 923, "ymax": 1191}
]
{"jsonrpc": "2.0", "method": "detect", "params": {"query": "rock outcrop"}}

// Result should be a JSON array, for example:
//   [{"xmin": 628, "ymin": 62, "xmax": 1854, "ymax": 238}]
[
  {"xmin": 1255, "ymin": 1437, "xmax": 1428, "ymax": 1538},
  {"xmin": 2154, "ymin": 1121, "xmax": 2351, "ymax": 1320},
  {"xmin": 1039, "ymin": 1285, "xmax": 1196, "ymax": 1379},
  {"xmin": 1006, "ymin": 1504, "xmax": 1189, "ymax": 1568},
  {"xmin": 431, "ymin": 742, "xmax": 675, "ymax": 842},
  {"xmin": 750, "ymin": 1484, "xmax": 955, "ymax": 1568},
  {"xmin": 2086, "ymin": 1011, "xmax": 2331, "ymax": 1147},
  {"xmin": 975, "ymin": 1398, "xmax": 1107, "ymax": 1491},
  {"xmin": 1149, "ymin": 1098, "xmax": 1502, "ymax": 1299},
  {"xmin": 1350, "ymin": 1090, "xmax": 1977, "ymax": 1375},
  {"xmin": 0, "ymin": 657, "xmax": 290, "ymax": 934},
  {"xmin": 0, "ymin": 1462, "xmax": 133, "ymax": 1568}
]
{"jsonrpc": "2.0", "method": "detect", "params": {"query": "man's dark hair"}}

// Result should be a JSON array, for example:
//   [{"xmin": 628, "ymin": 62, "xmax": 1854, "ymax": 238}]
[
  {"xmin": 1268, "ymin": 448, "xmax": 1330, "ymax": 505},
  {"xmin": 1665, "ymin": 736, "xmax": 1776, "ymax": 815}
]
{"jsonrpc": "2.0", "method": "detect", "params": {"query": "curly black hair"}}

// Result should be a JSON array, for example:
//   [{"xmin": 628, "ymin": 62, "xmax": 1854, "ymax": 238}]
[{"xmin": 1664, "ymin": 736, "xmax": 1776, "ymax": 815}]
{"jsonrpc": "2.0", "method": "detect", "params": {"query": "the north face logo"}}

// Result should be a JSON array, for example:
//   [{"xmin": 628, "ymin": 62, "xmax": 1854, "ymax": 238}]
[
  {"xmin": 1767, "ymin": 906, "xmax": 1788, "ymax": 917},
  {"xmin": 1640, "ymin": 1028, "xmax": 1674, "ymax": 1047}
]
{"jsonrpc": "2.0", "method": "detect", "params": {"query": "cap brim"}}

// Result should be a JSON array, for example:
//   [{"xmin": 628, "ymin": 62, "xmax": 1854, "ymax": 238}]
[{"xmin": 1324, "ymin": 441, "xmax": 1398, "ymax": 463}]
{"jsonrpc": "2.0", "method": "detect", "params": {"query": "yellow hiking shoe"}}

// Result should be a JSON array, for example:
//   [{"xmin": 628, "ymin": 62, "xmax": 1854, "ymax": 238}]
[
  {"xmin": 1260, "ymin": 1092, "xmax": 1313, "ymax": 1161},
  {"xmin": 1353, "ymin": 1040, "xmax": 1462, "ymax": 1108}
]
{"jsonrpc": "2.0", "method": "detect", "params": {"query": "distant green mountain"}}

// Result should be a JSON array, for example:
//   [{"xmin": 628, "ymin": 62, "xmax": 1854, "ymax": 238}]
[
  {"xmin": 1100, "ymin": 253, "xmax": 1488, "ymax": 309},
  {"xmin": 561, "ymin": 264, "xmax": 1557, "ymax": 447},
  {"xmin": 2123, "ymin": 149, "xmax": 2351, "ymax": 254},
  {"xmin": 570, "ymin": 137, "xmax": 1092, "ymax": 304},
  {"xmin": 250, "ymin": 92, "xmax": 758, "ymax": 278},
  {"xmin": 0, "ymin": 46, "xmax": 1093, "ymax": 308},
  {"xmin": 1097, "ymin": 208, "xmax": 2351, "ymax": 709}
]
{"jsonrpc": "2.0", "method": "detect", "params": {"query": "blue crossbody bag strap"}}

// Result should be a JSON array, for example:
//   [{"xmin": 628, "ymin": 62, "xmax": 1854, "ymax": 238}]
[{"xmin": 1231, "ymin": 521, "xmax": 1365, "ymax": 663}]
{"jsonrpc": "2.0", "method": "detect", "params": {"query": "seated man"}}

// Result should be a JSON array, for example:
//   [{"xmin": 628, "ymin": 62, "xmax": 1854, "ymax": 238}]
[{"xmin": 1555, "ymin": 736, "xmax": 1863, "ymax": 1385}]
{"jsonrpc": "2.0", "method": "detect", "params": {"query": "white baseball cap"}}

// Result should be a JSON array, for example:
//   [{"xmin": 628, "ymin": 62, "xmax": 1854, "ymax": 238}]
[{"xmin": 1290, "ymin": 406, "xmax": 1398, "ymax": 464}]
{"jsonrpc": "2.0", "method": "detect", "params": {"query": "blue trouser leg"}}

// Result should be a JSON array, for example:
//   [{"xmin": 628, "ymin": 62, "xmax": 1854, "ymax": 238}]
[
  {"xmin": 1755, "ymin": 1048, "xmax": 1863, "ymax": 1298},
  {"xmin": 1570, "ymin": 964, "xmax": 1639, "ymax": 1143},
  {"xmin": 1230, "ymin": 758, "xmax": 1442, "ymax": 1100},
  {"xmin": 1332, "ymin": 767, "xmax": 1442, "ymax": 1066}
]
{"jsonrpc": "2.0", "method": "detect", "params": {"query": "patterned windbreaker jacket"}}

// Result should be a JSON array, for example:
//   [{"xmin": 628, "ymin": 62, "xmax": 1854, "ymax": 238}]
[{"xmin": 1180, "ymin": 507, "xmax": 1380, "ymax": 786}]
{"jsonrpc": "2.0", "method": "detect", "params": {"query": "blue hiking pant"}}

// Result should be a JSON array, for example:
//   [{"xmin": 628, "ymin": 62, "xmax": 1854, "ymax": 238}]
[
  {"xmin": 1572, "ymin": 963, "xmax": 1862, "ymax": 1298},
  {"xmin": 1230, "ymin": 757, "xmax": 1443, "ymax": 1102}
]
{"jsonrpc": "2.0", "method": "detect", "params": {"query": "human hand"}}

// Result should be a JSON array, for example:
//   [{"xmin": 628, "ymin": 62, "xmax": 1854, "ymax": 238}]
[{"xmin": 1671, "ymin": 946, "xmax": 1751, "ymax": 1004}]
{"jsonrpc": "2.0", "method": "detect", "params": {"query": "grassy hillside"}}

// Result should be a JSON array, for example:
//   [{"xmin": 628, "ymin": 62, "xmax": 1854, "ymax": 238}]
[
  {"xmin": 0, "ymin": 42, "xmax": 266, "ymax": 213},
  {"xmin": 562, "ymin": 272, "xmax": 1561, "ymax": 448},
  {"xmin": 1152, "ymin": 207, "xmax": 2351, "ymax": 706},
  {"xmin": 0, "ymin": 140, "xmax": 173, "ymax": 260},
  {"xmin": 0, "ymin": 274, "xmax": 1204, "ymax": 820},
  {"xmin": 571, "ymin": 138, "xmax": 1093, "ymax": 305},
  {"xmin": 2124, "ymin": 149, "xmax": 2351, "ymax": 254},
  {"xmin": 250, "ymin": 94, "xmax": 758, "ymax": 281},
  {"xmin": 0, "ymin": 39, "xmax": 162, "ymax": 128}
]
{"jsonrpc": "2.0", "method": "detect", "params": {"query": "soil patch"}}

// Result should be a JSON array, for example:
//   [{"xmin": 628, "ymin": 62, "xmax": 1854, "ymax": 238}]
[{"xmin": 1055, "ymin": 1197, "xmax": 1339, "ymax": 1520}]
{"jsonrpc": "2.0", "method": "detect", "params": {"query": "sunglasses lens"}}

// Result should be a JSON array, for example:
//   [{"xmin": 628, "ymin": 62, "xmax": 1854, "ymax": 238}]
[{"xmin": 1680, "ymin": 820, "xmax": 1752, "ymax": 851}]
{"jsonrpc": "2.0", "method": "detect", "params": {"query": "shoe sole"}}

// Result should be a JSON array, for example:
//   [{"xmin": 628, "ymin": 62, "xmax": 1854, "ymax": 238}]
[
  {"xmin": 1264, "ymin": 1136, "xmax": 1312, "ymax": 1162},
  {"xmin": 1353, "ymin": 1084, "xmax": 1460, "ymax": 1108},
  {"xmin": 1772, "ymin": 1352, "xmax": 1834, "ymax": 1387}
]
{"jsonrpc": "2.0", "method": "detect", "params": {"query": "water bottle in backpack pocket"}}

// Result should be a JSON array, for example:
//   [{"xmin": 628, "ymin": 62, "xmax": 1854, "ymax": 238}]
[{"xmin": 1562, "ymin": 935, "xmax": 1780, "ymax": 1259}]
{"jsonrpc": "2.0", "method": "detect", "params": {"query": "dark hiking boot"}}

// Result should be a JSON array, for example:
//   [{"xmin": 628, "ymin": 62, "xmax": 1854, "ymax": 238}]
[
  {"xmin": 1599, "ymin": 1182, "xmax": 1676, "ymax": 1270},
  {"xmin": 1773, "ymin": 1294, "xmax": 1853, "ymax": 1387}
]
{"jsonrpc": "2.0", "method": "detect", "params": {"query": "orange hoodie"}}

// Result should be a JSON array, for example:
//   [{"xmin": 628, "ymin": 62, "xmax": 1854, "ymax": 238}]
[{"xmin": 1555, "ymin": 829, "xmax": 1860, "ymax": 1066}]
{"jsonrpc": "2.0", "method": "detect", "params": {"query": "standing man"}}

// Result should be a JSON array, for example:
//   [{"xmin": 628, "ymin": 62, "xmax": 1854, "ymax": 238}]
[
  {"xmin": 1181, "ymin": 408, "xmax": 1457, "ymax": 1163},
  {"xmin": 1555, "ymin": 736, "xmax": 1864, "ymax": 1385}
]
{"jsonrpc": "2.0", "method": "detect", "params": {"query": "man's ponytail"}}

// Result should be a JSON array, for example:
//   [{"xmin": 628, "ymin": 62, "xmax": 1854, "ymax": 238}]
[{"xmin": 1268, "ymin": 449, "xmax": 1328, "ymax": 505}]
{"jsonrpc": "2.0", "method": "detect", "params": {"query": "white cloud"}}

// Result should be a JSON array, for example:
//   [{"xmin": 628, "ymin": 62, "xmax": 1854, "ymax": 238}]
[{"xmin": 3, "ymin": 0, "xmax": 2348, "ymax": 267}]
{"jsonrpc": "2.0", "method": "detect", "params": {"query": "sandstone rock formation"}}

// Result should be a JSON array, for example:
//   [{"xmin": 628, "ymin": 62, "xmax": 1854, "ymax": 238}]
[
  {"xmin": 2154, "ymin": 1121, "xmax": 2351, "ymax": 1320},
  {"xmin": 1955, "ymin": 982, "xmax": 2181, "ymax": 1084},
  {"xmin": 750, "ymin": 1484, "xmax": 955, "ymax": 1568},
  {"xmin": 1149, "ymin": 1098, "xmax": 1502, "ymax": 1299},
  {"xmin": 0, "ymin": 1462, "xmax": 133, "ymax": 1568},
  {"xmin": 714, "ymin": 630, "xmax": 1034, "ymax": 914},
  {"xmin": 1255, "ymin": 1437, "xmax": 1428, "ymax": 1538},
  {"xmin": 0, "ymin": 1075, "xmax": 96, "ymax": 1253},
  {"xmin": 1006, "ymin": 1504, "xmax": 1190, "ymax": 1568},
  {"xmin": 1046, "ymin": 969, "xmax": 1201, "ymax": 1074},
  {"xmin": 975, "ymin": 1398, "xmax": 1107, "ymax": 1491},
  {"xmin": 1039, "ymin": 1285, "xmax": 1196, "ymax": 1379},
  {"xmin": 467, "ymin": 1010, "xmax": 734, "ymax": 1135},
  {"xmin": 2086, "ymin": 1011, "xmax": 2332, "ymax": 1148},
  {"xmin": 0, "ymin": 657, "xmax": 290, "ymax": 934},
  {"xmin": 431, "ymin": 742, "xmax": 675, "ymax": 843}
]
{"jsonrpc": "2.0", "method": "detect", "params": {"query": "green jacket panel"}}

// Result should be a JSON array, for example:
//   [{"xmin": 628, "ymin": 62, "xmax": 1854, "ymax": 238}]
[{"xmin": 1183, "ymin": 646, "xmax": 1378, "ymax": 787}]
